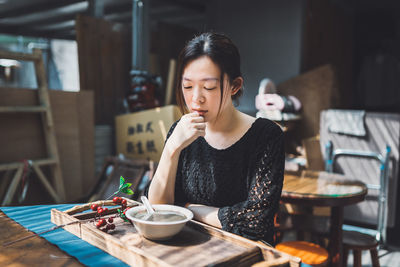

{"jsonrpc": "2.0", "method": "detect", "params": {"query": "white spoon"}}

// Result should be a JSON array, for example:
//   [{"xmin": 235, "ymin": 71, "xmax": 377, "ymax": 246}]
[
  {"xmin": 141, "ymin": 196, "xmax": 155, "ymax": 221},
  {"xmin": 140, "ymin": 196, "xmax": 183, "ymax": 222}
]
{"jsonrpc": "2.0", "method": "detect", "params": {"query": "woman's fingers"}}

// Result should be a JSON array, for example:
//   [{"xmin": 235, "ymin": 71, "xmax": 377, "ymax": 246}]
[
  {"xmin": 197, "ymin": 128, "xmax": 206, "ymax": 136},
  {"xmin": 193, "ymin": 122, "xmax": 206, "ymax": 130},
  {"xmin": 186, "ymin": 113, "xmax": 204, "ymax": 122},
  {"xmin": 191, "ymin": 116, "xmax": 205, "ymax": 123},
  {"xmin": 169, "ymin": 112, "xmax": 207, "ymax": 150},
  {"xmin": 181, "ymin": 113, "xmax": 205, "ymax": 131}
]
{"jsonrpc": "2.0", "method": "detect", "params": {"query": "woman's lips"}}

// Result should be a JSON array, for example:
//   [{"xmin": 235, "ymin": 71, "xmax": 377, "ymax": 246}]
[{"xmin": 192, "ymin": 109, "xmax": 208, "ymax": 116}]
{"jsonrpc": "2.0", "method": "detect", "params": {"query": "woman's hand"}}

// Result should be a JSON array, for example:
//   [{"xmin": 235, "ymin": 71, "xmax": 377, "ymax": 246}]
[{"xmin": 166, "ymin": 112, "xmax": 206, "ymax": 152}]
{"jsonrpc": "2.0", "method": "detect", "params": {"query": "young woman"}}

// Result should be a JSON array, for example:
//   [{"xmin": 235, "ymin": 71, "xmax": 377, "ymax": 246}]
[{"xmin": 148, "ymin": 32, "xmax": 284, "ymax": 246}]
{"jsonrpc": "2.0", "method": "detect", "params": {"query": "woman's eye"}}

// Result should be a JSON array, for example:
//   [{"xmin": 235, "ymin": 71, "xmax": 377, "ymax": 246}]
[
  {"xmin": 183, "ymin": 86, "xmax": 192, "ymax": 89},
  {"xmin": 204, "ymin": 87, "xmax": 216, "ymax": 90}
]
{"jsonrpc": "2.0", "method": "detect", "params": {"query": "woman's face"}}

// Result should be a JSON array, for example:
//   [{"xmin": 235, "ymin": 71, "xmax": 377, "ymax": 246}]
[{"xmin": 182, "ymin": 56, "xmax": 233, "ymax": 123}]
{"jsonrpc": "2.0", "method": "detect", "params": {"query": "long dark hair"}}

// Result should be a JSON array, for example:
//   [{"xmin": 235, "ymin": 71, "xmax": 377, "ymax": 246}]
[{"xmin": 176, "ymin": 32, "xmax": 243, "ymax": 114}]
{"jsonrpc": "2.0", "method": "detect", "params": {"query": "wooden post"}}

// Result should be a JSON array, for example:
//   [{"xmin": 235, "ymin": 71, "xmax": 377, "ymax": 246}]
[{"xmin": 165, "ymin": 58, "xmax": 176, "ymax": 105}]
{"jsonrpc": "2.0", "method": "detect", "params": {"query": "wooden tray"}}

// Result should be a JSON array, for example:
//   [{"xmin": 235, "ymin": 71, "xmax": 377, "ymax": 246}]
[{"xmin": 51, "ymin": 199, "xmax": 298, "ymax": 267}]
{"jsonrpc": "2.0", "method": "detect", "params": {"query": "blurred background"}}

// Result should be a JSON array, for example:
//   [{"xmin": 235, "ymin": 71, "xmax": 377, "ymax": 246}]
[{"xmin": 1, "ymin": 0, "xmax": 400, "ymax": 255}]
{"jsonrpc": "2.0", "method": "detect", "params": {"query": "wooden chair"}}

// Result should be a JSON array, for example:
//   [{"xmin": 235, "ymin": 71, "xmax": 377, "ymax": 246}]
[
  {"xmin": 275, "ymin": 202, "xmax": 331, "ymax": 247},
  {"xmin": 342, "ymin": 230, "xmax": 380, "ymax": 267},
  {"xmin": 276, "ymin": 241, "xmax": 329, "ymax": 267},
  {"xmin": 87, "ymin": 156, "xmax": 153, "ymax": 202}
]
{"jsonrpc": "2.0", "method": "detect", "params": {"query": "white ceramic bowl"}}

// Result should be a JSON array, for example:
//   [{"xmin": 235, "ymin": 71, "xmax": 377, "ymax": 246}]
[{"xmin": 125, "ymin": 204, "xmax": 193, "ymax": 240}]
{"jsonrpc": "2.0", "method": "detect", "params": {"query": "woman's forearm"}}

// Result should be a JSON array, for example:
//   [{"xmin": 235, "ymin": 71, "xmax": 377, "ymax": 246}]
[
  {"xmin": 149, "ymin": 113, "xmax": 205, "ymax": 205},
  {"xmin": 148, "ymin": 141, "xmax": 181, "ymax": 204},
  {"xmin": 186, "ymin": 204, "xmax": 222, "ymax": 228}
]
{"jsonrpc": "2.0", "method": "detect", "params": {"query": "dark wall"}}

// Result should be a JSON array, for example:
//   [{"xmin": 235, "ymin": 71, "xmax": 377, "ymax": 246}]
[{"xmin": 354, "ymin": 5, "xmax": 400, "ymax": 113}]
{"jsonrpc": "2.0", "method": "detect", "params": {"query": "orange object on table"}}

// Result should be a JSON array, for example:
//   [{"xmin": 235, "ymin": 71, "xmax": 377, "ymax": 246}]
[{"xmin": 276, "ymin": 241, "xmax": 328, "ymax": 266}]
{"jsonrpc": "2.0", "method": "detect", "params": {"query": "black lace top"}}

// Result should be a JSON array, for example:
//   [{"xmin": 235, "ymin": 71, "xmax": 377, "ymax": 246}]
[{"xmin": 167, "ymin": 118, "xmax": 285, "ymax": 245}]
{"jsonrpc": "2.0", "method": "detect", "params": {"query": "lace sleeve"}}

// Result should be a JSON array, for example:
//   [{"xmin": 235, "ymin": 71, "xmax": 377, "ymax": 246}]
[{"xmin": 217, "ymin": 128, "xmax": 284, "ymax": 244}]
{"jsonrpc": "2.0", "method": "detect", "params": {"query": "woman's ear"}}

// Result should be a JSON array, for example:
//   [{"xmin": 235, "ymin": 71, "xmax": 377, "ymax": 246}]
[{"xmin": 231, "ymin": 77, "xmax": 243, "ymax": 95}]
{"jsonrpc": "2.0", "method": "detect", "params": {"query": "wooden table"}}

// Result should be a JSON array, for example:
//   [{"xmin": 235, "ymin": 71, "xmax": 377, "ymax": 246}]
[
  {"xmin": 281, "ymin": 171, "xmax": 368, "ymax": 267},
  {"xmin": 0, "ymin": 211, "xmax": 83, "ymax": 267},
  {"xmin": 1, "ymin": 204, "xmax": 295, "ymax": 267}
]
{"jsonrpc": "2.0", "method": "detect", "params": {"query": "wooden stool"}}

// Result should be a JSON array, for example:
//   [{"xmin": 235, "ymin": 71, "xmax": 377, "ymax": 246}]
[
  {"xmin": 342, "ymin": 230, "xmax": 380, "ymax": 267},
  {"xmin": 276, "ymin": 241, "xmax": 329, "ymax": 267}
]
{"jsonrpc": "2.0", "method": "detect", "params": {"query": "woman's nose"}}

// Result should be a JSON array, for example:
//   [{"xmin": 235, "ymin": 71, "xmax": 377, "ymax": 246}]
[{"xmin": 192, "ymin": 88, "xmax": 205, "ymax": 103}]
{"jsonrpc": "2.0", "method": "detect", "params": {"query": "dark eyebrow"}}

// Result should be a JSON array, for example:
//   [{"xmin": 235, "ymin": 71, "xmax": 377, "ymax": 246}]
[{"xmin": 183, "ymin": 77, "xmax": 219, "ymax": 82}]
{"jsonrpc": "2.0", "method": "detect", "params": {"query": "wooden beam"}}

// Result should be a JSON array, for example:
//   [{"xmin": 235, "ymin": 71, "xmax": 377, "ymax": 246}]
[
  {"xmin": 0, "ymin": 0, "xmax": 85, "ymax": 19},
  {"xmin": 0, "ymin": 159, "xmax": 57, "ymax": 172},
  {"xmin": 1, "ymin": 166, "xmax": 23, "ymax": 206},
  {"xmin": 0, "ymin": 26, "xmax": 76, "ymax": 40},
  {"xmin": 17, "ymin": 12, "xmax": 82, "ymax": 28},
  {"xmin": 32, "ymin": 20, "xmax": 76, "ymax": 32},
  {"xmin": 0, "ymin": 106, "xmax": 47, "ymax": 113},
  {"xmin": 0, "ymin": 50, "xmax": 41, "ymax": 61}
]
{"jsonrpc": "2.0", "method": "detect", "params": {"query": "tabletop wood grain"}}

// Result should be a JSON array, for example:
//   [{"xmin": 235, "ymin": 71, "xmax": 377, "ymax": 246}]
[
  {"xmin": 281, "ymin": 170, "xmax": 368, "ymax": 206},
  {"xmin": 0, "ymin": 211, "xmax": 83, "ymax": 267}
]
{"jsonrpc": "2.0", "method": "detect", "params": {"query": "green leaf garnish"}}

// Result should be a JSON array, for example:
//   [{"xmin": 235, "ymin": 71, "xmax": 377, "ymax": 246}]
[
  {"xmin": 121, "ymin": 188, "xmax": 134, "ymax": 195},
  {"xmin": 119, "ymin": 176, "xmax": 125, "ymax": 187},
  {"xmin": 120, "ymin": 182, "xmax": 132, "ymax": 190},
  {"xmin": 105, "ymin": 176, "xmax": 134, "ymax": 200},
  {"xmin": 118, "ymin": 208, "xmax": 130, "ymax": 222}
]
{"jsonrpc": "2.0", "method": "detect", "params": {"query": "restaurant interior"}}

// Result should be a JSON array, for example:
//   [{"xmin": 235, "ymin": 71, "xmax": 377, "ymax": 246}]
[{"xmin": 1, "ymin": 0, "xmax": 400, "ymax": 266}]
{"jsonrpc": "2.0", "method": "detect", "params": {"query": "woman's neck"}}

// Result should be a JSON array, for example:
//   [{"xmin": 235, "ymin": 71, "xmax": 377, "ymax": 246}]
[
  {"xmin": 206, "ymin": 105, "xmax": 240, "ymax": 133},
  {"xmin": 204, "ymin": 105, "xmax": 255, "ymax": 150}
]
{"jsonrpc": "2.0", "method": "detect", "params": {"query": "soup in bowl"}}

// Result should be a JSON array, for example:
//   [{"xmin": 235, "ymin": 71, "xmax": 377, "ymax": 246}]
[{"xmin": 125, "ymin": 204, "xmax": 193, "ymax": 240}]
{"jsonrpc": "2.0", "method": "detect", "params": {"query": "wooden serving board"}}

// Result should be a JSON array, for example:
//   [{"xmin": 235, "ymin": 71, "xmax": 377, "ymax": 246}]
[{"xmin": 51, "ymin": 199, "xmax": 297, "ymax": 267}]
